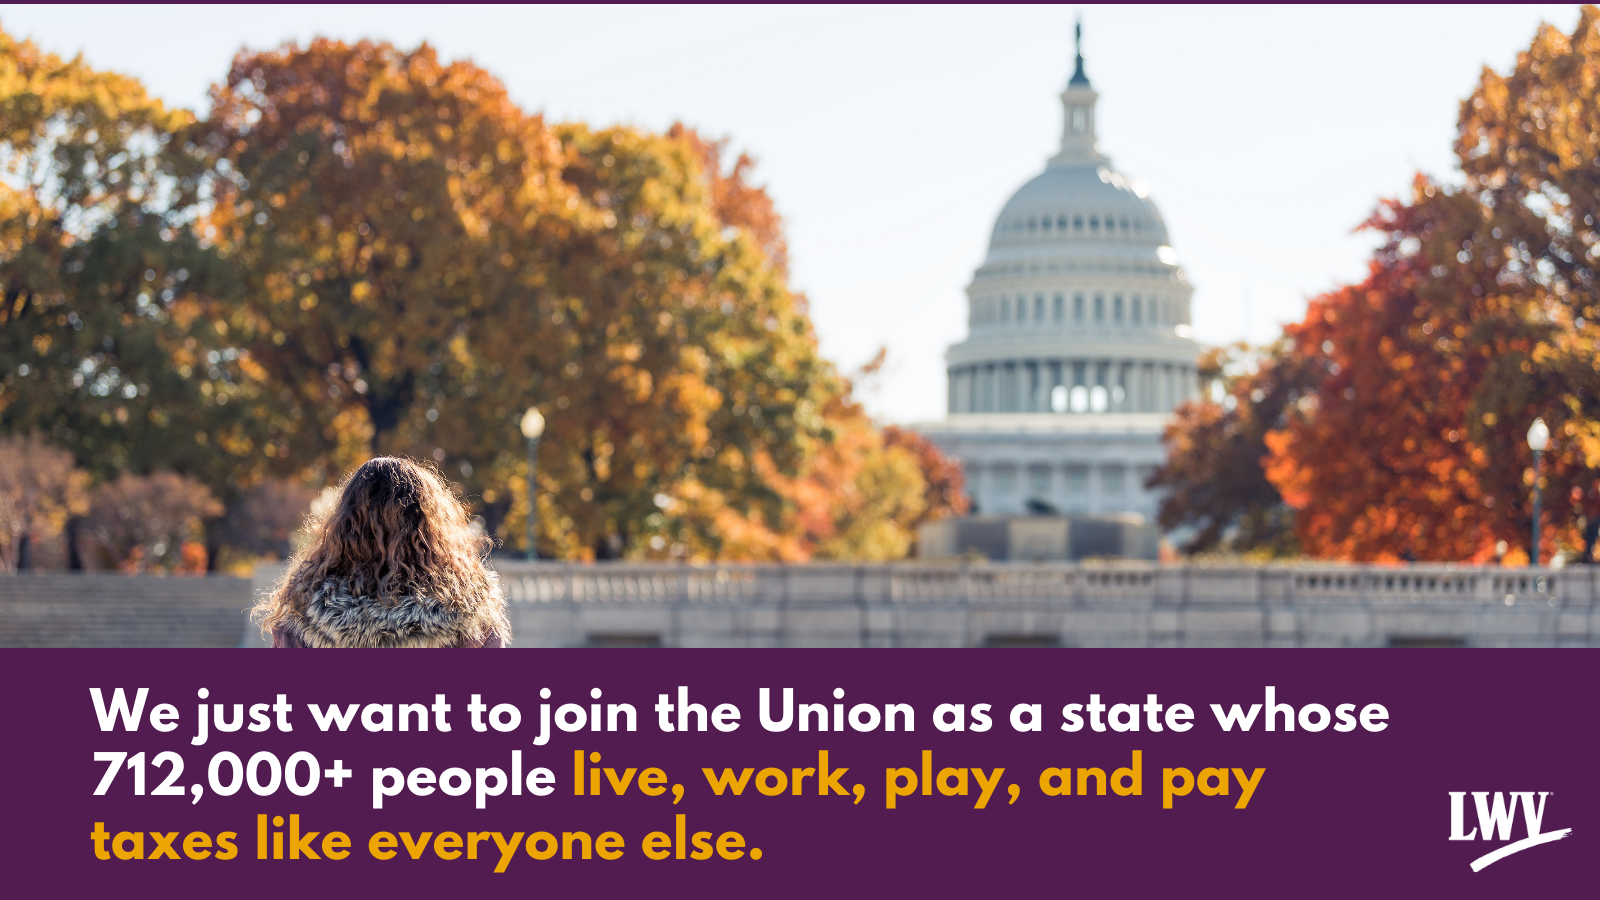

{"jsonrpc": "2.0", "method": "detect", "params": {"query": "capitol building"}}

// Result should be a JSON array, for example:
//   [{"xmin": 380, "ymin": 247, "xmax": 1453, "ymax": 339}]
[{"xmin": 916, "ymin": 30, "xmax": 1199, "ymax": 558}]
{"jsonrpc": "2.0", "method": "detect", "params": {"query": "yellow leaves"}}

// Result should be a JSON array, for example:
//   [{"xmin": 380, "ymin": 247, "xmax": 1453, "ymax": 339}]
[
  {"xmin": 1568, "ymin": 422, "xmax": 1600, "ymax": 469},
  {"xmin": 3, "ymin": 32, "xmax": 942, "ymax": 565},
  {"xmin": 624, "ymin": 368, "xmax": 654, "ymax": 403},
  {"xmin": 0, "ymin": 24, "xmax": 184, "ymax": 139}
]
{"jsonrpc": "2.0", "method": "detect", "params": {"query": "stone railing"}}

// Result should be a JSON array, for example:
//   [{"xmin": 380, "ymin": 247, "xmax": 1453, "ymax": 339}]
[
  {"xmin": 3, "ymin": 562, "xmax": 1590, "ymax": 648},
  {"xmin": 487, "ymin": 561, "xmax": 1596, "ymax": 648}
]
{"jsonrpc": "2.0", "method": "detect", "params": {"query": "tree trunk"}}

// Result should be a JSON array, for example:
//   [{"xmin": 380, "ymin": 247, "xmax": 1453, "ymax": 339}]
[{"xmin": 66, "ymin": 517, "xmax": 83, "ymax": 570}]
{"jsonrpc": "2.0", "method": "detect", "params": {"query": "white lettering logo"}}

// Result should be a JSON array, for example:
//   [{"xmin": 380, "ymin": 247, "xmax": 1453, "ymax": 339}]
[{"xmin": 1448, "ymin": 791, "xmax": 1573, "ymax": 871}]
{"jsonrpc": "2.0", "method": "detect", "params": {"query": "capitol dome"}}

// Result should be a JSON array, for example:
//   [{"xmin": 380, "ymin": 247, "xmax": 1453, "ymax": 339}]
[
  {"xmin": 946, "ymin": 28, "xmax": 1197, "ymax": 420},
  {"xmin": 990, "ymin": 166, "xmax": 1171, "ymax": 255},
  {"xmin": 918, "ymin": 24, "xmax": 1202, "ymax": 526}
]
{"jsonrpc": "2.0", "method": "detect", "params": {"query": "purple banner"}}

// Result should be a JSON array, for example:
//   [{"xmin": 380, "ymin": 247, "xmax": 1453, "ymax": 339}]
[{"xmin": 0, "ymin": 649, "xmax": 1592, "ymax": 897}]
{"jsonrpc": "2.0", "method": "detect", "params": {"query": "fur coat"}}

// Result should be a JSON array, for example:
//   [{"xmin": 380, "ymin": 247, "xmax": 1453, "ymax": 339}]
[{"xmin": 271, "ymin": 577, "xmax": 508, "ymax": 648}]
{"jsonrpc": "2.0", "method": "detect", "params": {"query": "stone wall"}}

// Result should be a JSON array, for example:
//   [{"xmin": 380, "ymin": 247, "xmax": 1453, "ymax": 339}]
[
  {"xmin": 917, "ymin": 515, "xmax": 1157, "ymax": 561},
  {"xmin": 6, "ymin": 563, "xmax": 1596, "ymax": 648},
  {"xmin": 489, "ymin": 561, "xmax": 1600, "ymax": 648},
  {"xmin": 0, "ymin": 573, "xmax": 252, "ymax": 648}
]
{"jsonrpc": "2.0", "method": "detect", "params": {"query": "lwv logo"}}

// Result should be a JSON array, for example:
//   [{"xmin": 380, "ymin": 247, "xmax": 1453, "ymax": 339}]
[{"xmin": 1449, "ymin": 792, "xmax": 1573, "ymax": 871}]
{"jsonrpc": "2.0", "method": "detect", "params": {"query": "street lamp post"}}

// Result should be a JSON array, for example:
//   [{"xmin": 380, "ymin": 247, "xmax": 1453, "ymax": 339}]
[
  {"xmin": 1527, "ymin": 417, "xmax": 1549, "ymax": 567},
  {"xmin": 519, "ymin": 407, "xmax": 545, "ymax": 562}
]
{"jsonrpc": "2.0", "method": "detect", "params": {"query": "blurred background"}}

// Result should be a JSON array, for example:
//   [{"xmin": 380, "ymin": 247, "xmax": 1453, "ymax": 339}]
[{"xmin": 4, "ymin": 3, "xmax": 1600, "ymax": 596}]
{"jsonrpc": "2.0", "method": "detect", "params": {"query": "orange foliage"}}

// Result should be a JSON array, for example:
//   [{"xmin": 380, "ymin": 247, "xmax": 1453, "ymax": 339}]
[
  {"xmin": 669, "ymin": 124, "xmax": 788, "ymax": 276},
  {"xmin": 4, "ymin": 32, "xmax": 945, "ymax": 564},
  {"xmin": 82, "ymin": 472, "xmax": 223, "ymax": 573},
  {"xmin": 1263, "ymin": 181, "xmax": 1568, "ymax": 561},
  {"xmin": 1151, "ymin": 344, "xmax": 1312, "ymax": 555},
  {"xmin": 882, "ymin": 425, "xmax": 970, "ymax": 523},
  {"xmin": 1172, "ymin": 10, "xmax": 1600, "ymax": 563}
]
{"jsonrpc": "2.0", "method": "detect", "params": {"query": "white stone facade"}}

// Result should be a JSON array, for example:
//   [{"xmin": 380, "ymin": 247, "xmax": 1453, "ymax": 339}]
[{"xmin": 916, "ymin": 34, "xmax": 1199, "ymax": 520}]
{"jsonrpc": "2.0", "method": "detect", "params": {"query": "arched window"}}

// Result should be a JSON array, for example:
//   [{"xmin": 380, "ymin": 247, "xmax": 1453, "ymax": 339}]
[
  {"xmin": 1089, "ymin": 385, "xmax": 1109, "ymax": 413},
  {"xmin": 1016, "ymin": 295, "xmax": 1026, "ymax": 322},
  {"xmin": 1027, "ymin": 217, "xmax": 1037, "ymax": 233},
  {"xmin": 1069, "ymin": 385, "xmax": 1089, "ymax": 413},
  {"xmin": 1132, "ymin": 296, "xmax": 1142, "ymax": 324},
  {"xmin": 1105, "ymin": 217, "xmax": 1115, "ymax": 234},
  {"xmin": 1057, "ymin": 215, "xmax": 1067, "ymax": 231},
  {"xmin": 1071, "ymin": 106, "xmax": 1086, "ymax": 134},
  {"xmin": 1119, "ymin": 217, "xmax": 1130, "ymax": 232},
  {"xmin": 1073, "ymin": 293, "xmax": 1084, "ymax": 322},
  {"xmin": 1050, "ymin": 385, "xmax": 1068, "ymax": 413},
  {"xmin": 1034, "ymin": 294, "xmax": 1045, "ymax": 321},
  {"xmin": 1094, "ymin": 293, "xmax": 1104, "ymax": 322},
  {"xmin": 1113, "ymin": 295, "xmax": 1123, "ymax": 324},
  {"xmin": 1053, "ymin": 293, "xmax": 1064, "ymax": 321},
  {"xmin": 1073, "ymin": 215, "xmax": 1084, "ymax": 231},
  {"xmin": 1041, "ymin": 217, "xmax": 1051, "ymax": 233},
  {"xmin": 1089, "ymin": 215, "xmax": 1100, "ymax": 232}
]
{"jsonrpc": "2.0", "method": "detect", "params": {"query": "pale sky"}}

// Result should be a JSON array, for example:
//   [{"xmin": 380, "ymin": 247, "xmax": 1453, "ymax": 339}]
[{"xmin": 1, "ymin": 4, "xmax": 1584, "ymax": 423}]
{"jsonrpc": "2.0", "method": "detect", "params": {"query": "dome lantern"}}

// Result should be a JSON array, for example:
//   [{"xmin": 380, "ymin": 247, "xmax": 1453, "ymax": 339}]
[{"xmin": 1053, "ymin": 20, "xmax": 1106, "ymax": 167}]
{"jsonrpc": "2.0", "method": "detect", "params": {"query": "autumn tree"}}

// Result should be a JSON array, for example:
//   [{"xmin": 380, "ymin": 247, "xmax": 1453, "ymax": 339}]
[
  {"xmin": 184, "ymin": 39, "xmax": 572, "ymax": 483},
  {"xmin": 670, "ymin": 124, "xmax": 789, "ymax": 275},
  {"xmin": 0, "ymin": 433, "xmax": 89, "ymax": 570},
  {"xmin": 210, "ymin": 478, "xmax": 320, "ymax": 570},
  {"xmin": 487, "ymin": 123, "xmax": 926, "ymax": 561},
  {"xmin": 882, "ymin": 425, "xmax": 970, "ymax": 527},
  {"xmin": 1150, "ymin": 343, "xmax": 1312, "ymax": 556},
  {"xmin": 1451, "ymin": 6, "xmax": 1600, "ymax": 559},
  {"xmin": 182, "ymin": 38, "xmax": 943, "ymax": 562},
  {"xmin": 2, "ymin": 29, "xmax": 950, "ymax": 565},
  {"xmin": 1160, "ymin": 10, "xmax": 1600, "ymax": 563},
  {"xmin": 0, "ymin": 24, "xmax": 276, "ymax": 491},
  {"xmin": 82, "ymin": 472, "xmax": 222, "ymax": 572},
  {"xmin": 1261, "ymin": 183, "xmax": 1540, "ymax": 561},
  {"xmin": 1257, "ymin": 8, "xmax": 1600, "ymax": 562}
]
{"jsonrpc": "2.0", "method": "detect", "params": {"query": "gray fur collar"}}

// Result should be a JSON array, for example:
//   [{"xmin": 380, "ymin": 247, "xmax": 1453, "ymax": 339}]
[{"xmin": 283, "ymin": 577, "xmax": 508, "ymax": 648}]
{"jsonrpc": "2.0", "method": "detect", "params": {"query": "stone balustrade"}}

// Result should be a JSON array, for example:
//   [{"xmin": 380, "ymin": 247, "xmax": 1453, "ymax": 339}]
[
  {"xmin": 4, "ymin": 563, "xmax": 1592, "ymax": 648},
  {"xmin": 484, "ymin": 561, "xmax": 1599, "ymax": 649}
]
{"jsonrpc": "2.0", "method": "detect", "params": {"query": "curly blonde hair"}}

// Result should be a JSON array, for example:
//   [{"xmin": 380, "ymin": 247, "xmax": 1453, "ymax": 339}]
[{"xmin": 254, "ymin": 457, "xmax": 507, "ymax": 642}]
